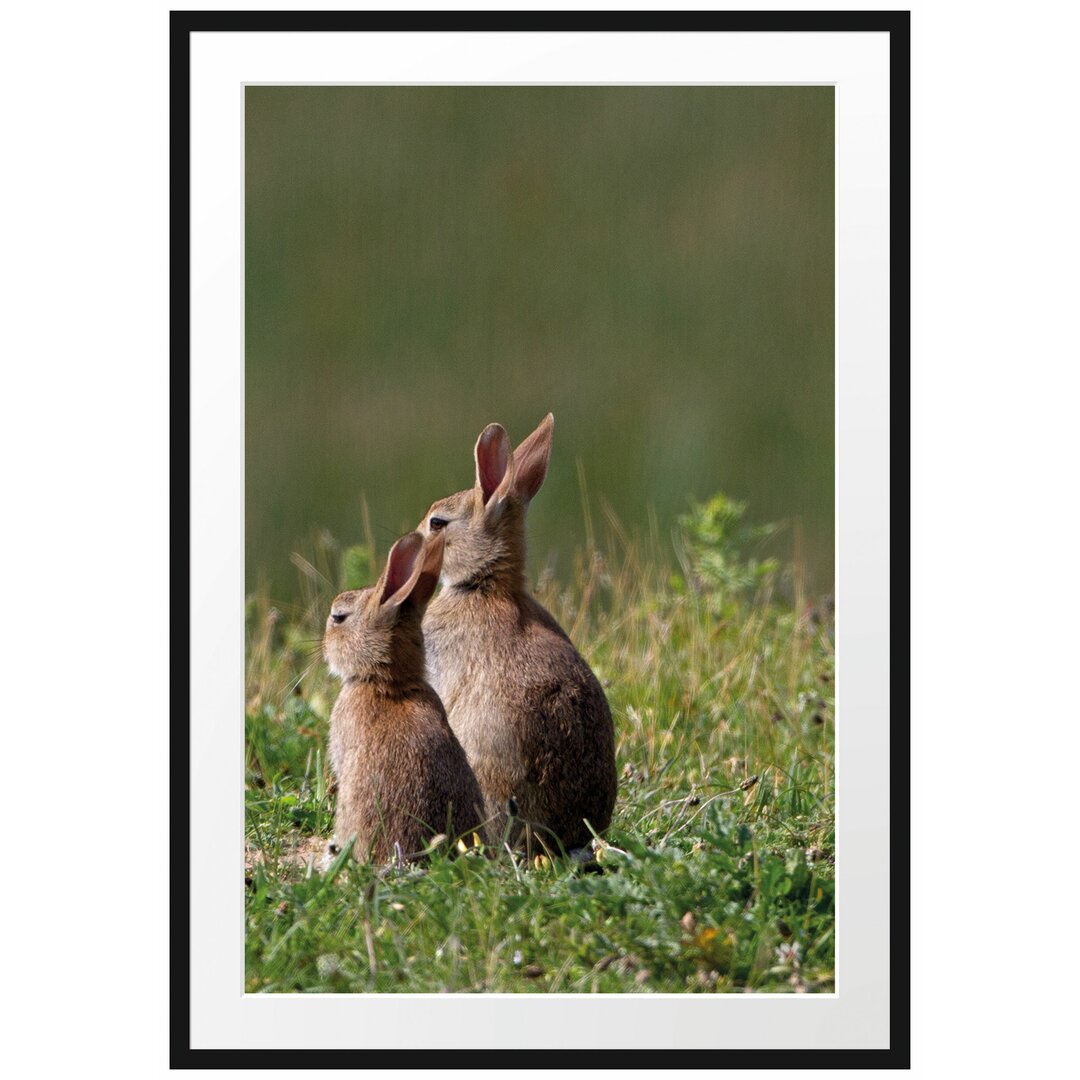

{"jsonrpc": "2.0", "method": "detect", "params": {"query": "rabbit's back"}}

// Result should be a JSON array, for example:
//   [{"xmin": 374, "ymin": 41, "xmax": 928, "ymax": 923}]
[
  {"xmin": 330, "ymin": 682, "xmax": 483, "ymax": 861},
  {"xmin": 424, "ymin": 591, "xmax": 617, "ymax": 848}
]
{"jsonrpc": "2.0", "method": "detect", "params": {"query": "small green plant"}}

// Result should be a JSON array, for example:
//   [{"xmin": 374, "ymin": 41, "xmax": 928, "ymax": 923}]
[
  {"xmin": 340, "ymin": 544, "xmax": 375, "ymax": 591},
  {"xmin": 674, "ymin": 493, "xmax": 780, "ymax": 611}
]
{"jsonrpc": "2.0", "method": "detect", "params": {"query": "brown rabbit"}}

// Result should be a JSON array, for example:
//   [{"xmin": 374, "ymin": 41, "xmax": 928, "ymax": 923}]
[
  {"xmin": 418, "ymin": 414, "xmax": 617, "ymax": 850},
  {"xmin": 323, "ymin": 530, "xmax": 484, "ymax": 863}
]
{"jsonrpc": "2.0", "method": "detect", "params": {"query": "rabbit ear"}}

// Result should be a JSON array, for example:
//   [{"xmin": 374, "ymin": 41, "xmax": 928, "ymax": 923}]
[
  {"xmin": 512, "ymin": 412, "xmax": 554, "ymax": 503},
  {"xmin": 474, "ymin": 423, "xmax": 515, "ymax": 506},
  {"xmin": 379, "ymin": 532, "xmax": 425, "ymax": 607},
  {"xmin": 381, "ymin": 531, "xmax": 444, "ymax": 609},
  {"xmin": 408, "ymin": 530, "xmax": 445, "ymax": 609}
]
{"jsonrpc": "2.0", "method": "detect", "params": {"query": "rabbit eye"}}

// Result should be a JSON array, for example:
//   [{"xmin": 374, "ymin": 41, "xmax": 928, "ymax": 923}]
[
  {"xmin": 429, "ymin": 516, "xmax": 449, "ymax": 532},
  {"xmin": 331, "ymin": 612, "xmax": 348, "ymax": 625}
]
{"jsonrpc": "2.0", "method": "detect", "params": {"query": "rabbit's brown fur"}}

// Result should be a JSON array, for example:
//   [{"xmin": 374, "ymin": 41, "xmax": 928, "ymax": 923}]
[
  {"xmin": 324, "ymin": 531, "xmax": 483, "ymax": 863},
  {"xmin": 418, "ymin": 414, "xmax": 617, "ymax": 849}
]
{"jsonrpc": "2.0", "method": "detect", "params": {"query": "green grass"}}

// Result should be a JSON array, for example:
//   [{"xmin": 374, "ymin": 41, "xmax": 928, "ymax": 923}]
[{"xmin": 245, "ymin": 495, "xmax": 835, "ymax": 993}]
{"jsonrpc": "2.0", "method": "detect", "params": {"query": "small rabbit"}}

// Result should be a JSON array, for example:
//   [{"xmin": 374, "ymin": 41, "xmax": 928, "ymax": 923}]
[
  {"xmin": 324, "ymin": 529, "xmax": 484, "ymax": 863},
  {"xmin": 418, "ymin": 413, "xmax": 617, "ymax": 850}
]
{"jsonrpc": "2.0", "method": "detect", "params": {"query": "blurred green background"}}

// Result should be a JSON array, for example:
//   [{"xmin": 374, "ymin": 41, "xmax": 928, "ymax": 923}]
[{"xmin": 246, "ymin": 86, "xmax": 834, "ymax": 602}]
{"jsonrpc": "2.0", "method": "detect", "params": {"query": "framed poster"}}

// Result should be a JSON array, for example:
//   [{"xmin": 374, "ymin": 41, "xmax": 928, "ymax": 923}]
[{"xmin": 173, "ymin": 8, "xmax": 909, "ymax": 1067}]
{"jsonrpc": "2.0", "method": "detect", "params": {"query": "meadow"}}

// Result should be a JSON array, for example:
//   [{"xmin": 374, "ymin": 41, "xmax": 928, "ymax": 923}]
[{"xmin": 245, "ymin": 493, "xmax": 835, "ymax": 994}]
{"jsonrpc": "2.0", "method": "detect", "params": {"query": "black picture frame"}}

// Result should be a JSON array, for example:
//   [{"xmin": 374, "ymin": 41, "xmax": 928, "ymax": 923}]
[{"xmin": 171, "ymin": 8, "xmax": 910, "ymax": 1069}]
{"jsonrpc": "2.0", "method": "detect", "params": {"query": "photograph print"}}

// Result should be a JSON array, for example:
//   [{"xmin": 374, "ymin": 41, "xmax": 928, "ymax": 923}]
[{"xmin": 244, "ymin": 84, "xmax": 836, "ymax": 995}]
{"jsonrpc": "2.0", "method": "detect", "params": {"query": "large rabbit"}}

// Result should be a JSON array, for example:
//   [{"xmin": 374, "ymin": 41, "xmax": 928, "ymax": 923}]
[
  {"xmin": 418, "ymin": 414, "xmax": 617, "ymax": 851},
  {"xmin": 324, "ymin": 530, "xmax": 484, "ymax": 863}
]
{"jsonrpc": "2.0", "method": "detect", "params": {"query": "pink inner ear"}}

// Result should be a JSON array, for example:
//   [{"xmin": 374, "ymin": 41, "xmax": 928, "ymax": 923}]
[
  {"xmin": 476, "ymin": 425, "xmax": 511, "ymax": 503},
  {"xmin": 381, "ymin": 533, "xmax": 423, "ymax": 604}
]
